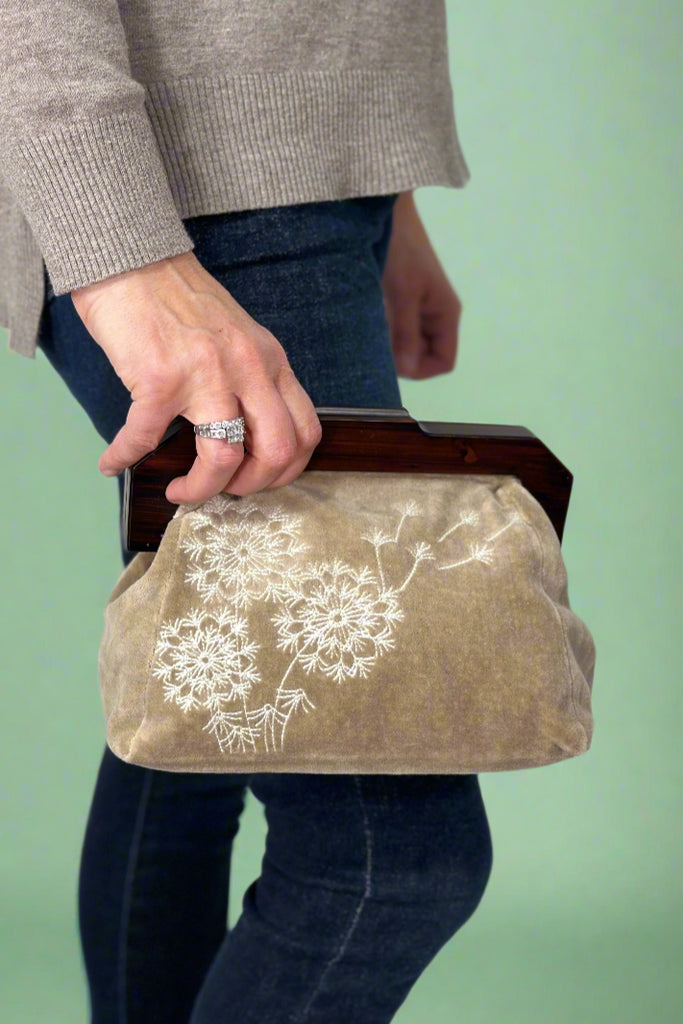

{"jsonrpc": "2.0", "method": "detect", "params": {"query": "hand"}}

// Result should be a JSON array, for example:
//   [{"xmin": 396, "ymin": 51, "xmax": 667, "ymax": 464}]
[
  {"xmin": 382, "ymin": 192, "xmax": 462, "ymax": 379},
  {"xmin": 71, "ymin": 251, "xmax": 322, "ymax": 504}
]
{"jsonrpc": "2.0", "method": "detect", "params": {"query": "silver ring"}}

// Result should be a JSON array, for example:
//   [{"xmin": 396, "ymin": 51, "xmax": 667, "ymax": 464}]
[{"xmin": 194, "ymin": 417, "xmax": 245, "ymax": 442}]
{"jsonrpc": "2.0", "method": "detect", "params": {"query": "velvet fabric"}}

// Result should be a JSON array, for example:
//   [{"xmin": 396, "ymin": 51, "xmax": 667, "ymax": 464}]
[{"xmin": 99, "ymin": 469, "xmax": 596, "ymax": 774}]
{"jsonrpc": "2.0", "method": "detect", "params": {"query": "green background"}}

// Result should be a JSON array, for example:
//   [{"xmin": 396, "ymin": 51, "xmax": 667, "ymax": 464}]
[{"xmin": 1, "ymin": 1, "xmax": 680, "ymax": 1020}]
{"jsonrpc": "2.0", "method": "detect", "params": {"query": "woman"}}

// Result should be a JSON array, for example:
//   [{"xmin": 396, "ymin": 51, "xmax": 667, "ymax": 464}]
[{"xmin": 0, "ymin": 2, "xmax": 493, "ymax": 1020}]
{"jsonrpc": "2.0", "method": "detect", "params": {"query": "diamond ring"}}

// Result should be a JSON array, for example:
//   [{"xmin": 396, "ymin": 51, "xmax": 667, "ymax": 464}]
[{"xmin": 193, "ymin": 417, "xmax": 245, "ymax": 443}]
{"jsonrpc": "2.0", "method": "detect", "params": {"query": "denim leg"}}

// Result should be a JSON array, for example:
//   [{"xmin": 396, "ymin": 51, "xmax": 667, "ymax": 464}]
[
  {"xmin": 190, "ymin": 773, "xmax": 492, "ymax": 1024},
  {"xmin": 78, "ymin": 749, "xmax": 250, "ymax": 1024}
]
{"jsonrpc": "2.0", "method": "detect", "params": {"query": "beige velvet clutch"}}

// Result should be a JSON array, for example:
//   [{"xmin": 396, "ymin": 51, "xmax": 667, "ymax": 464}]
[{"xmin": 99, "ymin": 469, "xmax": 596, "ymax": 774}]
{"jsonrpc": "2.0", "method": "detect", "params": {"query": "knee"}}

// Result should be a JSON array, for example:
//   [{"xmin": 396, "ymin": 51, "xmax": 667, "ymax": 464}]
[
  {"xmin": 433, "ymin": 809, "xmax": 494, "ymax": 935},
  {"xmin": 381, "ymin": 777, "xmax": 494, "ymax": 944},
  {"xmin": 365, "ymin": 809, "xmax": 493, "ymax": 983}
]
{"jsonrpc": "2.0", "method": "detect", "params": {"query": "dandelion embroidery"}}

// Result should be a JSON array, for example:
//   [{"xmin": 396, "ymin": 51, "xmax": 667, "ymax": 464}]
[
  {"xmin": 436, "ymin": 511, "xmax": 523, "ymax": 571},
  {"xmin": 153, "ymin": 491, "xmax": 525, "ymax": 755},
  {"xmin": 152, "ymin": 606, "xmax": 261, "ymax": 715},
  {"xmin": 361, "ymin": 500, "xmax": 421, "ymax": 588},
  {"xmin": 396, "ymin": 541, "xmax": 436, "ymax": 592},
  {"xmin": 277, "ymin": 688, "xmax": 316, "ymax": 717},
  {"xmin": 272, "ymin": 560, "xmax": 404, "ymax": 685},
  {"xmin": 180, "ymin": 494, "xmax": 309, "ymax": 609}
]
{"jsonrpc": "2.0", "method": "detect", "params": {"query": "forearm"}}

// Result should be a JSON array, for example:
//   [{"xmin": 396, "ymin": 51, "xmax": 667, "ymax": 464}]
[{"xmin": 0, "ymin": 2, "xmax": 191, "ymax": 295}]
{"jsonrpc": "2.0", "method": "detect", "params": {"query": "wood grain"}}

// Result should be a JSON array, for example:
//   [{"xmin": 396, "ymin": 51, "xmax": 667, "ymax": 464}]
[{"xmin": 121, "ymin": 408, "xmax": 573, "ymax": 552}]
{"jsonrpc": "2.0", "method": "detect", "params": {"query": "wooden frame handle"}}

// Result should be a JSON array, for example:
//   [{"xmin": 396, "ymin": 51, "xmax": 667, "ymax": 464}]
[{"xmin": 121, "ymin": 407, "xmax": 573, "ymax": 552}]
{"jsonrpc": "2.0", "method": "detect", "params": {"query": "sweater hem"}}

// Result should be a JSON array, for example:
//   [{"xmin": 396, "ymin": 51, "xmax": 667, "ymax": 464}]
[
  {"xmin": 2, "ymin": 66, "xmax": 470, "ymax": 358},
  {"xmin": 145, "ymin": 67, "xmax": 470, "ymax": 219}
]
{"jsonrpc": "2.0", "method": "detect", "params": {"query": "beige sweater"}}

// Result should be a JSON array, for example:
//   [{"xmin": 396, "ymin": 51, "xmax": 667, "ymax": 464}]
[{"xmin": 0, "ymin": 1, "xmax": 469, "ymax": 358}]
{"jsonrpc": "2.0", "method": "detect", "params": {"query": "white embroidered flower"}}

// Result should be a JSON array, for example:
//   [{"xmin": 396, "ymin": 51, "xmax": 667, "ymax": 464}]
[
  {"xmin": 407, "ymin": 541, "xmax": 434, "ymax": 562},
  {"xmin": 272, "ymin": 560, "xmax": 404, "ymax": 683},
  {"xmin": 152, "ymin": 607, "xmax": 261, "ymax": 711},
  {"xmin": 180, "ymin": 494, "xmax": 309, "ymax": 608},
  {"xmin": 470, "ymin": 541, "xmax": 496, "ymax": 565},
  {"xmin": 360, "ymin": 502, "xmax": 421, "ymax": 549}
]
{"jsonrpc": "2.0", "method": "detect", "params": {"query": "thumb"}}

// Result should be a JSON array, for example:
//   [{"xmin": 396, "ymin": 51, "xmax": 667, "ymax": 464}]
[{"xmin": 98, "ymin": 399, "xmax": 173, "ymax": 476}]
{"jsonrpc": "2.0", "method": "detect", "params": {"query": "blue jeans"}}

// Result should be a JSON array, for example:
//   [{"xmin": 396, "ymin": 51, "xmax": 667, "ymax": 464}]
[{"xmin": 38, "ymin": 195, "xmax": 493, "ymax": 1024}]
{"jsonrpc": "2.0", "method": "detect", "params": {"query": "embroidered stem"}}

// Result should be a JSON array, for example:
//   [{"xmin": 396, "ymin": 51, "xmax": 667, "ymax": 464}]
[
  {"xmin": 372, "ymin": 543, "xmax": 387, "ymax": 591},
  {"xmin": 240, "ymin": 692, "xmax": 257, "ymax": 751},
  {"xmin": 437, "ymin": 552, "xmax": 482, "ymax": 571},
  {"xmin": 437, "ymin": 516, "xmax": 470, "ymax": 544},
  {"xmin": 487, "ymin": 516, "xmax": 519, "ymax": 542},
  {"xmin": 393, "ymin": 510, "xmax": 410, "ymax": 544},
  {"xmin": 397, "ymin": 552, "xmax": 425, "ymax": 593},
  {"xmin": 274, "ymin": 635, "xmax": 317, "ymax": 705},
  {"xmin": 234, "ymin": 598, "xmax": 258, "ymax": 751}
]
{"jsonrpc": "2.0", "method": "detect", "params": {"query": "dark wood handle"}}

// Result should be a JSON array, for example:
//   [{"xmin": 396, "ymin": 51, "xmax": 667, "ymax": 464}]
[{"xmin": 121, "ymin": 407, "xmax": 573, "ymax": 552}]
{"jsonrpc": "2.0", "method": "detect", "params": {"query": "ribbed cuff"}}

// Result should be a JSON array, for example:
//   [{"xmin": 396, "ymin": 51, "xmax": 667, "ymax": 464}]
[{"xmin": 7, "ymin": 110, "xmax": 194, "ymax": 294}]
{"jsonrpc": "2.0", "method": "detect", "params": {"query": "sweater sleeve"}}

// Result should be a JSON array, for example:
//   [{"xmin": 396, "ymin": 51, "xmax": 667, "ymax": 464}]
[{"xmin": 0, "ymin": 1, "xmax": 194, "ymax": 295}]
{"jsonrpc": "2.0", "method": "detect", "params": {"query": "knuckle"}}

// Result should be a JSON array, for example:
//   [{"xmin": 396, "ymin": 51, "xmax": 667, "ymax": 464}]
[
  {"xmin": 301, "ymin": 416, "xmax": 323, "ymax": 449},
  {"xmin": 263, "ymin": 437, "xmax": 298, "ymax": 470},
  {"xmin": 235, "ymin": 341, "xmax": 268, "ymax": 378},
  {"xmin": 274, "ymin": 362, "xmax": 297, "ymax": 386},
  {"xmin": 130, "ymin": 426, "xmax": 163, "ymax": 452}
]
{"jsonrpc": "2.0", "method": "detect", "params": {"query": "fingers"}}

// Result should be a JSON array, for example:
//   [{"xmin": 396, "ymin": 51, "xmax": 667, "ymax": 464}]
[
  {"xmin": 410, "ymin": 293, "xmax": 461, "ymax": 379},
  {"xmin": 165, "ymin": 421, "xmax": 247, "ymax": 505},
  {"xmin": 100, "ymin": 375, "xmax": 321, "ymax": 505},
  {"xmin": 221, "ymin": 369, "xmax": 322, "ymax": 496},
  {"xmin": 164, "ymin": 370, "xmax": 321, "ymax": 503},
  {"xmin": 81, "ymin": 252, "xmax": 324, "ymax": 502},
  {"xmin": 387, "ymin": 297, "xmax": 421, "ymax": 378},
  {"xmin": 99, "ymin": 397, "xmax": 248, "ymax": 504},
  {"xmin": 388, "ymin": 285, "xmax": 461, "ymax": 381},
  {"xmin": 99, "ymin": 398, "xmax": 176, "ymax": 477}
]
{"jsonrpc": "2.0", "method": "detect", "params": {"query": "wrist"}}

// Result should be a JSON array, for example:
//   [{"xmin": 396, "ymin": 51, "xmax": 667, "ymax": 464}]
[{"xmin": 71, "ymin": 250, "xmax": 196, "ymax": 319}]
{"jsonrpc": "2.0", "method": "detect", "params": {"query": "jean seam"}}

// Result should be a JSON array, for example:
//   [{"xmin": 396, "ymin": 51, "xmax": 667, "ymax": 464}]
[
  {"xmin": 293, "ymin": 775, "xmax": 373, "ymax": 1022},
  {"xmin": 117, "ymin": 769, "xmax": 155, "ymax": 1024}
]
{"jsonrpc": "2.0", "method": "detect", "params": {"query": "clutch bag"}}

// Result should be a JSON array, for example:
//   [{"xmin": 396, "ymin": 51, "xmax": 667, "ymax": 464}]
[{"xmin": 98, "ymin": 408, "xmax": 596, "ymax": 774}]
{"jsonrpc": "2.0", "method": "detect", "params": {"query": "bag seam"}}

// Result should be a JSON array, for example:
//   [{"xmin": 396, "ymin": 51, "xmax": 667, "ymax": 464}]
[
  {"xmin": 506, "ymin": 487, "xmax": 588, "ymax": 748},
  {"xmin": 123, "ymin": 513, "xmax": 185, "ymax": 760}
]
